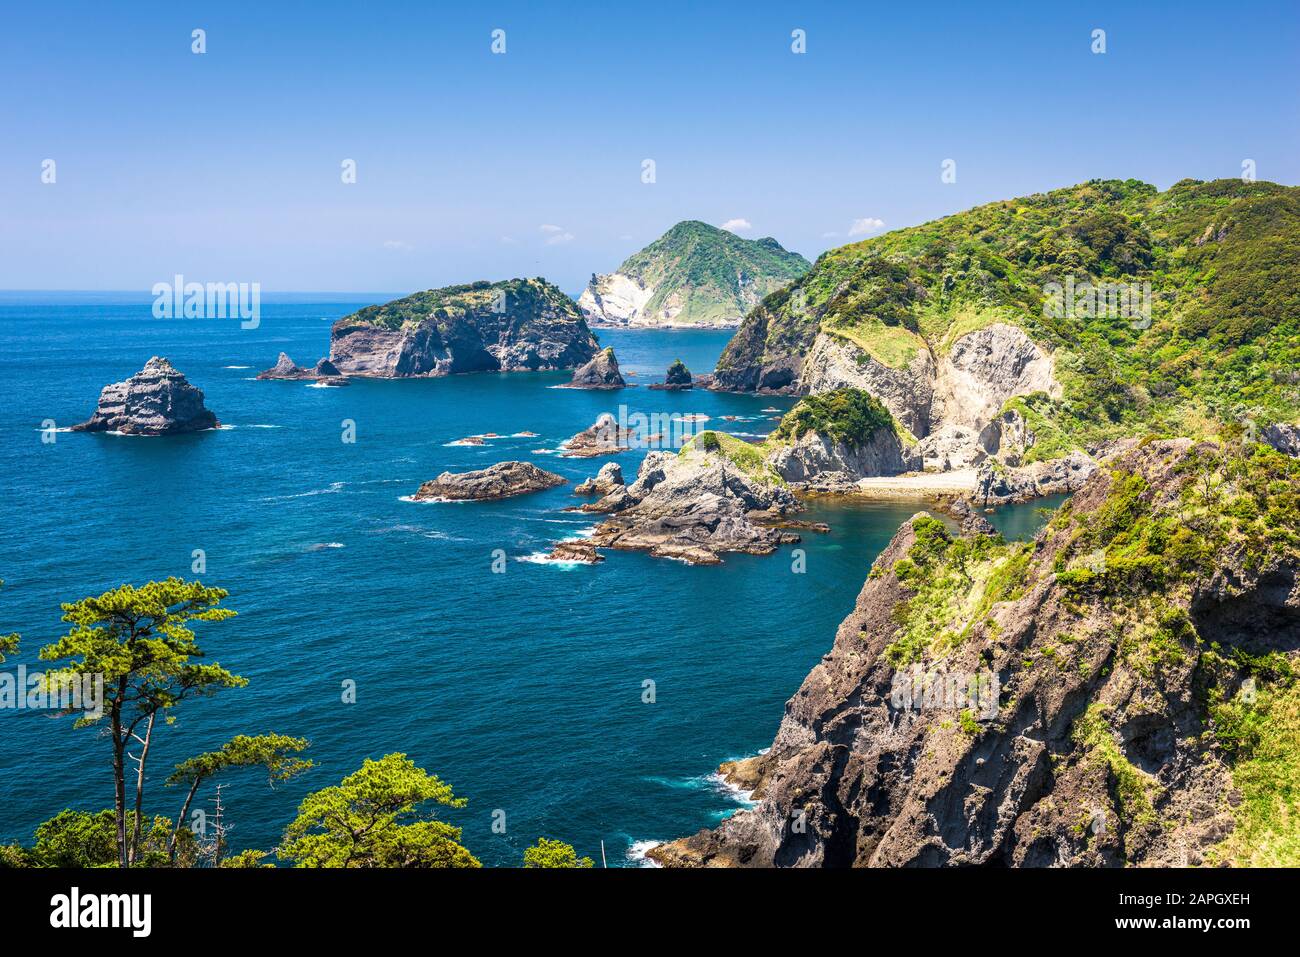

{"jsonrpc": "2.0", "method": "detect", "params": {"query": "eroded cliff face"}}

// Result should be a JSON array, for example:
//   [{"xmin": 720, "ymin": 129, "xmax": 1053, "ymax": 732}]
[
  {"xmin": 650, "ymin": 440, "xmax": 1300, "ymax": 867},
  {"xmin": 799, "ymin": 334, "xmax": 936, "ymax": 438},
  {"xmin": 766, "ymin": 428, "xmax": 920, "ymax": 487},
  {"xmin": 329, "ymin": 279, "xmax": 598, "ymax": 378}
]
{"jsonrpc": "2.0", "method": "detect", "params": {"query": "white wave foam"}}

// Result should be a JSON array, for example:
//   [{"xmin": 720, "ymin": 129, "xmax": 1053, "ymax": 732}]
[{"xmin": 626, "ymin": 841, "xmax": 662, "ymax": 867}]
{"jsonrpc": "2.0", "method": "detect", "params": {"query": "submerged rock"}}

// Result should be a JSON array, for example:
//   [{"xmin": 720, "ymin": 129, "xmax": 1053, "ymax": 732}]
[
  {"xmin": 73, "ymin": 357, "xmax": 218, "ymax": 435},
  {"xmin": 562, "ymin": 347, "xmax": 625, "ymax": 389},
  {"xmin": 411, "ymin": 461, "xmax": 566, "ymax": 501}
]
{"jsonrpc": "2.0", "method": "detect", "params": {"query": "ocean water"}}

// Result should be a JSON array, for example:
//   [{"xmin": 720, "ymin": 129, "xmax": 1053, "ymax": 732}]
[{"xmin": 0, "ymin": 294, "xmax": 1057, "ymax": 866}]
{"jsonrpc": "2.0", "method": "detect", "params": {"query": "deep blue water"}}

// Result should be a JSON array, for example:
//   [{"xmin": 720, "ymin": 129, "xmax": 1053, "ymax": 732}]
[{"xmin": 0, "ymin": 294, "xmax": 1056, "ymax": 866}]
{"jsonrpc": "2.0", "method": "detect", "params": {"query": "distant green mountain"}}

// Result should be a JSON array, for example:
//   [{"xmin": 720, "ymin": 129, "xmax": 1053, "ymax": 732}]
[
  {"xmin": 714, "ymin": 178, "xmax": 1300, "ymax": 451},
  {"xmin": 578, "ymin": 221, "xmax": 810, "ymax": 327}
]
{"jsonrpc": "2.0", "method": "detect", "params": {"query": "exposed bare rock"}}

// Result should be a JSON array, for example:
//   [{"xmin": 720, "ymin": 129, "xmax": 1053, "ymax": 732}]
[
  {"xmin": 800, "ymin": 333, "xmax": 935, "ymax": 437},
  {"xmin": 545, "ymin": 540, "xmax": 605, "ymax": 564},
  {"xmin": 330, "ymin": 278, "xmax": 598, "ymax": 378},
  {"xmin": 411, "ymin": 461, "xmax": 566, "ymax": 501},
  {"xmin": 258, "ymin": 353, "xmax": 349, "ymax": 386},
  {"xmin": 916, "ymin": 424, "xmax": 988, "ymax": 472},
  {"xmin": 1264, "ymin": 422, "xmax": 1300, "ymax": 457},
  {"xmin": 972, "ymin": 451, "xmax": 1097, "ymax": 507},
  {"xmin": 561, "ymin": 446, "xmax": 807, "ymax": 565},
  {"xmin": 650, "ymin": 440, "xmax": 1300, "ymax": 867},
  {"xmin": 562, "ymin": 347, "xmax": 625, "ymax": 389},
  {"xmin": 930, "ymin": 324, "xmax": 1059, "ymax": 432},
  {"xmin": 766, "ymin": 428, "xmax": 920, "ymax": 488},
  {"xmin": 574, "ymin": 462, "xmax": 625, "ymax": 496},
  {"xmin": 561, "ymin": 413, "xmax": 635, "ymax": 458},
  {"xmin": 73, "ymin": 357, "xmax": 219, "ymax": 435},
  {"xmin": 257, "ymin": 352, "xmax": 308, "ymax": 380}
]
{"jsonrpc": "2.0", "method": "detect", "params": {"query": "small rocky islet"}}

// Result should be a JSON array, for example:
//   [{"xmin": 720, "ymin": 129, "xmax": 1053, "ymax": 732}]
[
  {"xmin": 73, "ymin": 356, "xmax": 219, "ymax": 435},
  {"xmin": 411, "ymin": 461, "xmax": 567, "ymax": 502}
]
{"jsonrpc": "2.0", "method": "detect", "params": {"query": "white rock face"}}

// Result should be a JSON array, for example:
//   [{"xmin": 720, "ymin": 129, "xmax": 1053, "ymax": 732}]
[
  {"xmin": 577, "ymin": 273, "xmax": 655, "ymax": 326},
  {"xmin": 766, "ymin": 429, "xmax": 921, "ymax": 487},
  {"xmin": 930, "ymin": 323, "xmax": 1059, "ymax": 432},
  {"xmin": 800, "ymin": 333, "xmax": 935, "ymax": 438}
]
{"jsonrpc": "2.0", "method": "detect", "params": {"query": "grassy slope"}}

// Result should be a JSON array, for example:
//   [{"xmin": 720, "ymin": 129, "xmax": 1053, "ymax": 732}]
[
  {"xmin": 717, "ymin": 178, "xmax": 1300, "ymax": 447},
  {"xmin": 617, "ymin": 221, "xmax": 810, "ymax": 324}
]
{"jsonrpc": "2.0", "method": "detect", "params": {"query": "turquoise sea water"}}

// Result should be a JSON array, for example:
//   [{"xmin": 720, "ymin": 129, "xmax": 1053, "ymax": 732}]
[{"xmin": 0, "ymin": 294, "xmax": 1058, "ymax": 866}]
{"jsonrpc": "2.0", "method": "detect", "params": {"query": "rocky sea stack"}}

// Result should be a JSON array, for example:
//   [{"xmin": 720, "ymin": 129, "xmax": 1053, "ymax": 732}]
[
  {"xmin": 649, "ymin": 359, "xmax": 693, "ymax": 391},
  {"xmin": 330, "ymin": 278, "xmax": 598, "ymax": 378},
  {"xmin": 563, "ymin": 347, "xmax": 625, "ymax": 389},
  {"xmin": 73, "ymin": 357, "xmax": 218, "ymax": 435},
  {"xmin": 258, "ymin": 353, "xmax": 349, "ymax": 386},
  {"xmin": 561, "ymin": 413, "xmax": 635, "ymax": 458},
  {"xmin": 411, "ymin": 461, "xmax": 567, "ymax": 502},
  {"xmin": 650, "ymin": 439, "xmax": 1300, "ymax": 867}
]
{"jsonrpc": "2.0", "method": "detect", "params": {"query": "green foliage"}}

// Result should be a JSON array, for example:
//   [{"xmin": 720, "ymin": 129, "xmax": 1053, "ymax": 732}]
[
  {"xmin": 31, "ymin": 809, "xmax": 194, "ymax": 868},
  {"xmin": 38, "ymin": 578, "xmax": 244, "ymax": 867},
  {"xmin": 1, "ymin": 580, "xmax": 19, "ymax": 664},
  {"xmin": 522, "ymin": 838, "xmax": 594, "ymax": 868},
  {"xmin": 1071, "ymin": 704, "xmax": 1160, "ymax": 826},
  {"xmin": 885, "ymin": 517, "xmax": 1019, "ymax": 666},
  {"xmin": 718, "ymin": 178, "xmax": 1300, "ymax": 441},
  {"xmin": 681, "ymin": 430, "xmax": 784, "ymax": 485},
  {"xmin": 617, "ymin": 221, "xmax": 809, "ymax": 325},
  {"xmin": 279, "ymin": 753, "xmax": 480, "ymax": 868},
  {"xmin": 168, "ymin": 734, "xmax": 312, "ymax": 790},
  {"xmin": 1057, "ymin": 444, "xmax": 1300, "ymax": 600},
  {"xmin": 342, "ymin": 277, "xmax": 585, "ymax": 333},
  {"xmin": 220, "ymin": 849, "xmax": 273, "ymax": 868},
  {"xmin": 772, "ymin": 388, "xmax": 896, "ymax": 447}
]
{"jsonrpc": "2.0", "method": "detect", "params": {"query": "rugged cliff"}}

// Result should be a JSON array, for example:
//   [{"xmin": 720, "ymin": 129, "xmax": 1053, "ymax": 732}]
[
  {"xmin": 650, "ymin": 439, "xmax": 1300, "ymax": 867},
  {"xmin": 329, "ymin": 278, "xmax": 598, "ymax": 377},
  {"xmin": 714, "ymin": 178, "xmax": 1300, "ymax": 476},
  {"xmin": 578, "ymin": 221, "xmax": 809, "ymax": 327},
  {"xmin": 763, "ymin": 389, "xmax": 920, "ymax": 487}
]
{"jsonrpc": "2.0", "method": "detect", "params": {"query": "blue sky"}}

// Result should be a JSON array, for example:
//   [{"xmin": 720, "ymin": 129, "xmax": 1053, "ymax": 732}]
[{"xmin": 2, "ymin": 0, "xmax": 1297, "ymax": 293}]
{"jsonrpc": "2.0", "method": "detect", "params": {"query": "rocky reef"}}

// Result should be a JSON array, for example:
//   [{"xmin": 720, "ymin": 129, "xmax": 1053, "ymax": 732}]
[
  {"xmin": 557, "ymin": 435, "xmax": 818, "ymax": 565},
  {"xmin": 73, "ymin": 357, "xmax": 219, "ymax": 435},
  {"xmin": 649, "ymin": 440, "xmax": 1300, "ymax": 866},
  {"xmin": 411, "ymin": 461, "xmax": 566, "ymax": 502},
  {"xmin": 257, "ymin": 353, "xmax": 349, "ymax": 386},
  {"xmin": 560, "ymin": 413, "xmax": 636, "ymax": 458},
  {"xmin": 329, "ymin": 278, "xmax": 598, "ymax": 378},
  {"xmin": 574, "ymin": 462, "xmax": 625, "ymax": 496},
  {"xmin": 562, "ymin": 347, "xmax": 625, "ymax": 389}
]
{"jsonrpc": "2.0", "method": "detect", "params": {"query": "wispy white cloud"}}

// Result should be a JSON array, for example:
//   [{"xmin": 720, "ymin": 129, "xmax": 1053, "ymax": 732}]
[
  {"xmin": 848, "ymin": 217, "xmax": 885, "ymax": 237},
  {"xmin": 382, "ymin": 240, "xmax": 413, "ymax": 252},
  {"xmin": 822, "ymin": 231, "xmax": 840, "ymax": 238},
  {"xmin": 539, "ymin": 224, "xmax": 575, "ymax": 245},
  {"xmin": 720, "ymin": 218, "xmax": 752, "ymax": 232}
]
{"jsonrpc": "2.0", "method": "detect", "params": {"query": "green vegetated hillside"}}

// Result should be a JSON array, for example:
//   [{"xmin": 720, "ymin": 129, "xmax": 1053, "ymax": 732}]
[
  {"xmin": 617, "ymin": 221, "xmax": 810, "ymax": 324},
  {"xmin": 343, "ymin": 278, "xmax": 583, "ymax": 331},
  {"xmin": 716, "ymin": 178, "xmax": 1300, "ymax": 444}
]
